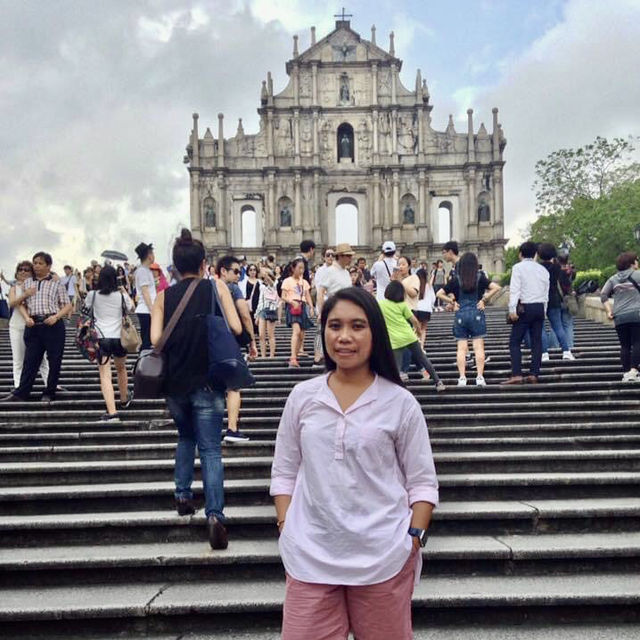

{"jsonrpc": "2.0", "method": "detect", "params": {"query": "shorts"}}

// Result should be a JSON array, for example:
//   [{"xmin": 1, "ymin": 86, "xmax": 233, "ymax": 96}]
[
  {"xmin": 453, "ymin": 307, "xmax": 487, "ymax": 340},
  {"xmin": 258, "ymin": 309, "xmax": 278, "ymax": 322},
  {"xmin": 98, "ymin": 338, "xmax": 127, "ymax": 360},
  {"xmin": 413, "ymin": 310, "xmax": 431, "ymax": 322}
]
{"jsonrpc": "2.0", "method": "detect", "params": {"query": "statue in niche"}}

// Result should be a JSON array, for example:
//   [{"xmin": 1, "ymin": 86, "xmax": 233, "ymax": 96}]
[
  {"xmin": 339, "ymin": 75, "xmax": 350, "ymax": 103},
  {"xmin": 478, "ymin": 195, "xmax": 491, "ymax": 222},
  {"xmin": 378, "ymin": 113, "xmax": 392, "ymax": 155},
  {"xmin": 204, "ymin": 199, "xmax": 216, "ymax": 227},
  {"xmin": 339, "ymin": 133, "xmax": 352, "ymax": 159},
  {"xmin": 483, "ymin": 172, "xmax": 492, "ymax": 191},
  {"xmin": 397, "ymin": 117, "xmax": 417, "ymax": 154},
  {"xmin": 403, "ymin": 202, "xmax": 415, "ymax": 225},
  {"xmin": 280, "ymin": 204, "xmax": 292, "ymax": 227}
]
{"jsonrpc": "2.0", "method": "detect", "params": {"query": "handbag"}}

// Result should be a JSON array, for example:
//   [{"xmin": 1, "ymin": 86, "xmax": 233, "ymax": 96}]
[
  {"xmin": 120, "ymin": 293, "xmax": 141, "ymax": 353},
  {"xmin": 557, "ymin": 281, "xmax": 579, "ymax": 315},
  {"xmin": 0, "ymin": 288, "xmax": 9, "ymax": 320},
  {"xmin": 75, "ymin": 295, "xmax": 102, "ymax": 363},
  {"xmin": 133, "ymin": 278, "xmax": 200, "ymax": 399},
  {"xmin": 506, "ymin": 301, "xmax": 525, "ymax": 325},
  {"xmin": 207, "ymin": 280, "xmax": 256, "ymax": 390}
]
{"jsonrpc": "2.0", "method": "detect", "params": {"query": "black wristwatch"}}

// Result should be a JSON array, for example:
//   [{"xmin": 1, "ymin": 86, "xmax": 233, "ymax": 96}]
[{"xmin": 408, "ymin": 527, "xmax": 428, "ymax": 547}]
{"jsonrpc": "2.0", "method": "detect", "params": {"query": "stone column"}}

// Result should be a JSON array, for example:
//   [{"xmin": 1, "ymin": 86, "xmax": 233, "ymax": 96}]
[
  {"xmin": 372, "ymin": 108, "xmax": 379, "ymax": 161},
  {"xmin": 493, "ymin": 167, "xmax": 504, "ymax": 239},
  {"xmin": 372, "ymin": 170, "xmax": 381, "ymax": 228},
  {"xmin": 190, "ymin": 170, "xmax": 201, "ymax": 234},
  {"xmin": 217, "ymin": 173, "xmax": 228, "ymax": 245},
  {"xmin": 466, "ymin": 168, "xmax": 476, "ymax": 231},
  {"xmin": 267, "ymin": 111, "xmax": 274, "ymax": 163},
  {"xmin": 293, "ymin": 109, "xmax": 300, "ymax": 162},
  {"xmin": 467, "ymin": 109, "xmax": 475, "ymax": 163},
  {"xmin": 293, "ymin": 64, "xmax": 300, "ymax": 107},
  {"xmin": 392, "ymin": 170, "xmax": 400, "ymax": 227},
  {"xmin": 312, "ymin": 110, "xmax": 319, "ymax": 164},
  {"xmin": 492, "ymin": 108, "xmax": 500, "ymax": 162},
  {"xmin": 391, "ymin": 64, "xmax": 397, "ymax": 104},
  {"xmin": 294, "ymin": 172, "xmax": 302, "ymax": 232},
  {"xmin": 391, "ymin": 109, "xmax": 398, "ymax": 160},
  {"xmin": 191, "ymin": 113, "xmax": 200, "ymax": 166},
  {"xmin": 417, "ymin": 107, "xmax": 425, "ymax": 160},
  {"xmin": 371, "ymin": 63, "xmax": 378, "ymax": 104},
  {"xmin": 312, "ymin": 63, "xmax": 318, "ymax": 104},
  {"xmin": 267, "ymin": 171, "xmax": 276, "ymax": 235},
  {"xmin": 418, "ymin": 170, "xmax": 426, "ymax": 227},
  {"xmin": 313, "ymin": 171, "xmax": 321, "ymax": 237}
]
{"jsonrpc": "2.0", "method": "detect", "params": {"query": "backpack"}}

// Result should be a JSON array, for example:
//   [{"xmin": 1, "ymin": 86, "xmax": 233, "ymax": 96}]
[{"xmin": 75, "ymin": 293, "xmax": 103, "ymax": 363}]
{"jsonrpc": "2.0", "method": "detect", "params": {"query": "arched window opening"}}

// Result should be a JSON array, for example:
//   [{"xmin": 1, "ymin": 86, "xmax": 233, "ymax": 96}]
[
  {"xmin": 335, "ymin": 197, "xmax": 358, "ymax": 245},
  {"xmin": 203, "ymin": 197, "xmax": 216, "ymax": 228},
  {"xmin": 241, "ymin": 205, "xmax": 257, "ymax": 247},
  {"xmin": 438, "ymin": 201, "xmax": 453, "ymax": 243},
  {"xmin": 337, "ymin": 122, "xmax": 354, "ymax": 163}
]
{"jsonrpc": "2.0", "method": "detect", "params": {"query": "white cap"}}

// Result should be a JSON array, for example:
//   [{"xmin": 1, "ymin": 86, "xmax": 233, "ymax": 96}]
[{"xmin": 382, "ymin": 240, "xmax": 396, "ymax": 253}]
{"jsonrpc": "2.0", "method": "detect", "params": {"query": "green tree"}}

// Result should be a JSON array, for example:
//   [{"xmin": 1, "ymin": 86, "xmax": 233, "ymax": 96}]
[
  {"xmin": 533, "ymin": 136, "xmax": 640, "ymax": 215},
  {"xmin": 529, "ymin": 179, "xmax": 640, "ymax": 270}
]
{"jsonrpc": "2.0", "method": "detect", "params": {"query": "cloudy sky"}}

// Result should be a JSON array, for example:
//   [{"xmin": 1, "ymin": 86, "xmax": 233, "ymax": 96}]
[{"xmin": 1, "ymin": 0, "xmax": 639, "ymax": 274}]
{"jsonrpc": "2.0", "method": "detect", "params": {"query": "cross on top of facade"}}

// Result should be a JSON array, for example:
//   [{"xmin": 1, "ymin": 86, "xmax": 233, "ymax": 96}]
[{"xmin": 334, "ymin": 7, "xmax": 353, "ymax": 21}]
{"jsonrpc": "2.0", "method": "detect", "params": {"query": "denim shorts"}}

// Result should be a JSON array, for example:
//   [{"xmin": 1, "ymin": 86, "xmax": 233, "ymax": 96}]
[{"xmin": 453, "ymin": 307, "xmax": 487, "ymax": 340}]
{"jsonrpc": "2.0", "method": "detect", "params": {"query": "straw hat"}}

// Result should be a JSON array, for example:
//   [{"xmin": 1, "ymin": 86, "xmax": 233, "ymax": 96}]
[{"xmin": 334, "ymin": 243, "xmax": 355, "ymax": 256}]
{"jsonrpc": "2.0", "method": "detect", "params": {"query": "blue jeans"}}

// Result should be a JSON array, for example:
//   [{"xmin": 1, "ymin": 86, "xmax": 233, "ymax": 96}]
[
  {"xmin": 542, "ymin": 306, "xmax": 569, "ymax": 353},
  {"xmin": 167, "ymin": 386, "xmax": 226, "ymax": 521},
  {"xmin": 560, "ymin": 308, "xmax": 574, "ymax": 349}
]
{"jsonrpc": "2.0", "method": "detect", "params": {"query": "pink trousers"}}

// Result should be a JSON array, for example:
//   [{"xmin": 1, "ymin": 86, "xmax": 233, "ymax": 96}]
[{"xmin": 281, "ymin": 548, "xmax": 418, "ymax": 640}]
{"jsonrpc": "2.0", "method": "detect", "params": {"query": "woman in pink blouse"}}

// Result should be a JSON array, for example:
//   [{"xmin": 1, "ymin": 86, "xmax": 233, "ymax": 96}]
[{"xmin": 271, "ymin": 287, "xmax": 439, "ymax": 640}]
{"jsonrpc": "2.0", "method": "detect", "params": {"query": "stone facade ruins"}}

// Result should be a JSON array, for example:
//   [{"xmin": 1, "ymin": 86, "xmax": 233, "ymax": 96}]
[{"xmin": 185, "ymin": 19, "xmax": 507, "ymax": 269}]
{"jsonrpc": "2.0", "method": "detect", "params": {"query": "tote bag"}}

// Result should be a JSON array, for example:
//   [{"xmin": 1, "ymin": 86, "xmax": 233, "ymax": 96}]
[{"xmin": 207, "ymin": 281, "xmax": 256, "ymax": 390}]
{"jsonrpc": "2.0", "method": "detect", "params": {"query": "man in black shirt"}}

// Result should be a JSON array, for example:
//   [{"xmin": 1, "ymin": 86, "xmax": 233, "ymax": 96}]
[{"xmin": 296, "ymin": 239, "xmax": 316, "ymax": 284}]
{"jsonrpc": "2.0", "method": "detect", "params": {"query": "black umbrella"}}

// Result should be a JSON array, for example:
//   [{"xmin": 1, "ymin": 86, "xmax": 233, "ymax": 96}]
[{"xmin": 100, "ymin": 250, "xmax": 129, "ymax": 262}]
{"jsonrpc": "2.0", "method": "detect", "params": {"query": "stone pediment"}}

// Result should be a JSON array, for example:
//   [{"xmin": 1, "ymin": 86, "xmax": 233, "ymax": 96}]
[{"xmin": 293, "ymin": 23, "xmax": 399, "ymax": 67}]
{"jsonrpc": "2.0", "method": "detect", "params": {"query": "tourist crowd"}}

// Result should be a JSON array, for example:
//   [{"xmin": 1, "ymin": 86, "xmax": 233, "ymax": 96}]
[{"xmin": 2, "ymin": 233, "xmax": 639, "ymax": 639}]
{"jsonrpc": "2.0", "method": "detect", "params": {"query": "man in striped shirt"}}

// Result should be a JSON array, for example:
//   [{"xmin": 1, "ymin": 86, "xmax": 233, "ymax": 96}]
[{"xmin": 1, "ymin": 252, "xmax": 72, "ymax": 403}]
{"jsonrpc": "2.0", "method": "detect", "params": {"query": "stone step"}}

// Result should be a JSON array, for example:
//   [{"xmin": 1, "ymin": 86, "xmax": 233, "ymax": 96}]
[
  {"xmin": 0, "ymin": 573, "xmax": 639, "ymax": 636},
  {"xmin": 3, "ymin": 449, "xmax": 640, "ymax": 486},
  {"xmin": 2, "ymin": 473, "xmax": 640, "ymax": 516},
  {"xmin": 2, "ymin": 498, "xmax": 639, "ymax": 545},
  {"xmin": 3, "ymin": 532, "xmax": 640, "ymax": 587},
  {"xmin": 4, "ymin": 432, "xmax": 640, "ymax": 462}
]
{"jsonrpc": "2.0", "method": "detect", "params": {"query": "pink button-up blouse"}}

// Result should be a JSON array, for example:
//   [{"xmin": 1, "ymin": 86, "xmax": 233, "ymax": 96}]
[{"xmin": 270, "ymin": 373, "xmax": 439, "ymax": 586}]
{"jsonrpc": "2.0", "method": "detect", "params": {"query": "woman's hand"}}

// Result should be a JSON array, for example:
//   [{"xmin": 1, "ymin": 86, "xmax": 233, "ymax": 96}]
[
  {"xmin": 23, "ymin": 286, "xmax": 37, "ymax": 299},
  {"xmin": 476, "ymin": 299, "xmax": 486, "ymax": 311},
  {"xmin": 607, "ymin": 310, "xmax": 614, "ymax": 320}
]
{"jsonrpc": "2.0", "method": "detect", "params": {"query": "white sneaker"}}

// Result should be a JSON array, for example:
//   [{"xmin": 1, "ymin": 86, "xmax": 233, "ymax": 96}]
[
  {"xmin": 400, "ymin": 372, "xmax": 409, "ymax": 383},
  {"xmin": 541, "ymin": 353, "xmax": 550, "ymax": 362},
  {"xmin": 562, "ymin": 351, "xmax": 575, "ymax": 361},
  {"xmin": 457, "ymin": 377, "xmax": 467, "ymax": 387},
  {"xmin": 622, "ymin": 369, "xmax": 639, "ymax": 382},
  {"xmin": 476, "ymin": 375, "xmax": 486, "ymax": 387}
]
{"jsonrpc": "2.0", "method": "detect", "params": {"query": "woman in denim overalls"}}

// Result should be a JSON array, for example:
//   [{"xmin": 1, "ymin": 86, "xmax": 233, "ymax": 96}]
[{"xmin": 437, "ymin": 252, "xmax": 501, "ymax": 386}]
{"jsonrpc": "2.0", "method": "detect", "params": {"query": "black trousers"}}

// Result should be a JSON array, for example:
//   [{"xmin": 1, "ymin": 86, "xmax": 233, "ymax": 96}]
[
  {"xmin": 137, "ymin": 313, "xmax": 152, "ymax": 351},
  {"xmin": 615, "ymin": 322, "xmax": 640, "ymax": 372},
  {"xmin": 14, "ymin": 321, "xmax": 65, "ymax": 399},
  {"xmin": 509, "ymin": 303, "xmax": 545, "ymax": 376},
  {"xmin": 394, "ymin": 342, "xmax": 441, "ymax": 383}
]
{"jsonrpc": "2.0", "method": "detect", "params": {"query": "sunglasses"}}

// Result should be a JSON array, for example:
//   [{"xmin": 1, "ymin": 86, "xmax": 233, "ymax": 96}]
[
  {"xmin": 18, "ymin": 267, "xmax": 32, "ymax": 272},
  {"xmin": 326, "ymin": 253, "xmax": 334, "ymax": 258},
  {"xmin": 230, "ymin": 268, "xmax": 241, "ymax": 275}
]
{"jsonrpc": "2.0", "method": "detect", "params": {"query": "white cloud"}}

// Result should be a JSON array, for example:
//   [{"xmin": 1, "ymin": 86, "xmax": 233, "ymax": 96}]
[{"xmin": 475, "ymin": 0, "xmax": 640, "ymax": 243}]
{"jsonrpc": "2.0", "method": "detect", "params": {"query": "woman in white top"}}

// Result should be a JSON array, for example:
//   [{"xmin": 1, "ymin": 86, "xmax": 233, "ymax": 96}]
[
  {"xmin": 414, "ymin": 267, "xmax": 436, "ymax": 348},
  {"xmin": 8, "ymin": 261, "xmax": 49, "ymax": 388},
  {"xmin": 271, "ymin": 287, "xmax": 438, "ymax": 640},
  {"xmin": 85, "ymin": 265, "xmax": 134, "ymax": 422},
  {"xmin": 255, "ymin": 269, "xmax": 279, "ymax": 358}
]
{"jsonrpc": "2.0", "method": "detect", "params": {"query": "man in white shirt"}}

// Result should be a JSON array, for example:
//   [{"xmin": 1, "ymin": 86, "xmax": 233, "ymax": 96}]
[
  {"xmin": 502, "ymin": 241, "xmax": 549, "ymax": 385},
  {"xmin": 134, "ymin": 242, "xmax": 157, "ymax": 351},
  {"xmin": 371, "ymin": 240, "xmax": 398, "ymax": 301},
  {"xmin": 317, "ymin": 243, "xmax": 353, "ymax": 316}
]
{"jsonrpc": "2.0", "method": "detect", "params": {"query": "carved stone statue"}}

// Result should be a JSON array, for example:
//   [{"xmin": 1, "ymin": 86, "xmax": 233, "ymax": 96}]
[
  {"xmin": 204, "ymin": 199, "xmax": 216, "ymax": 227},
  {"xmin": 339, "ymin": 75, "xmax": 350, "ymax": 103},
  {"xmin": 339, "ymin": 133, "xmax": 352, "ymax": 159},
  {"xmin": 378, "ymin": 113, "xmax": 391, "ymax": 155},
  {"xmin": 403, "ymin": 203, "xmax": 415, "ymax": 225},
  {"xmin": 478, "ymin": 195, "xmax": 491, "ymax": 222},
  {"xmin": 280, "ymin": 204, "xmax": 292, "ymax": 227}
]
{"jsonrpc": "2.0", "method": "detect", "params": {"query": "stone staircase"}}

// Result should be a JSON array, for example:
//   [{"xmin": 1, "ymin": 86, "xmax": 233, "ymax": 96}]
[{"xmin": 1, "ymin": 309, "xmax": 639, "ymax": 639}]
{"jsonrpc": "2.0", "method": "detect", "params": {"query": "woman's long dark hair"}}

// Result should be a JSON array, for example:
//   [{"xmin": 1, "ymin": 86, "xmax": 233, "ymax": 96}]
[
  {"xmin": 416, "ymin": 267, "xmax": 428, "ymax": 299},
  {"xmin": 320, "ymin": 287, "xmax": 402, "ymax": 386},
  {"xmin": 458, "ymin": 252, "xmax": 479, "ymax": 293},
  {"xmin": 97, "ymin": 265, "xmax": 118, "ymax": 295}
]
